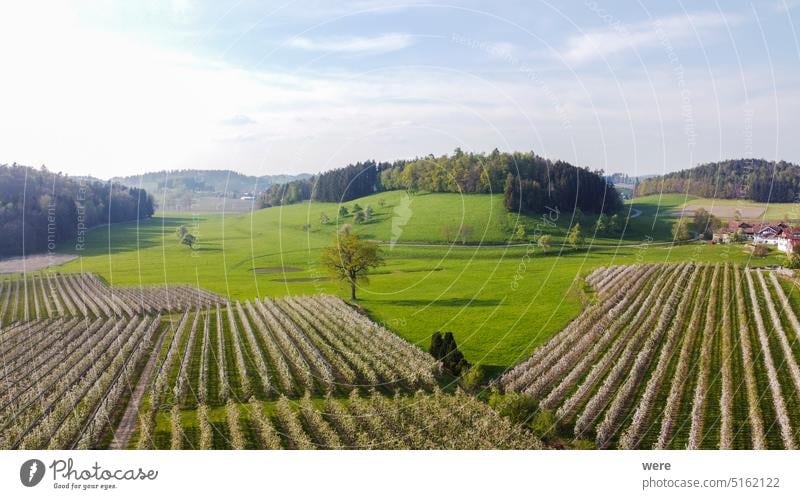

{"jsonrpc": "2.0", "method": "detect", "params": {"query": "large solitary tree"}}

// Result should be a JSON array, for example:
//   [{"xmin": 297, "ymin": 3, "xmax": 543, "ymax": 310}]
[
  {"xmin": 320, "ymin": 228, "xmax": 384, "ymax": 300},
  {"xmin": 176, "ymin": 224, "xmax": 196, "ymax": 249}
]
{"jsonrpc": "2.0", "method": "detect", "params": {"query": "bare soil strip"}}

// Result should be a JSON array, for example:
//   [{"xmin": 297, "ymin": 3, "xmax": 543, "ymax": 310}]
[
  {"xmin": 0, "ymin": 254, "xmax": 78, "ymax": 273},
  {"xmin": 109, "ymin": 322, "xmax": 170, "ymax": 450},
  {"xmin": 673, "ymin": 205, "xmax": 765, "ymax": 218}
]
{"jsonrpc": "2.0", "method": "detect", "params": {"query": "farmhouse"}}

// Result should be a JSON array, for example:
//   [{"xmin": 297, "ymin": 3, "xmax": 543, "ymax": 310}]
[
  {"xmin": 713, "ymin": 221, "xmax": 800, "ymax": 254},
  {"xmin": 776, "ymin": 228, "xmax": 800, "ymax": 254},
  {"xmin": 712, "ymin": 221, "xmax": 761, "ymax": 243},
  {"xmin": 712, "ymin": 221, "xmax": 753, "ymax": 243},
  {"xmin": 753, "ymin": 223, "xmax": 788, "ymax": 245}
]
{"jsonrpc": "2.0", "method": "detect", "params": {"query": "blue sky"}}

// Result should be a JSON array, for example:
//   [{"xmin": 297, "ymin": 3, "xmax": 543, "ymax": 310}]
[{"xmin": 1, "ymin": 0, "xmax": 798, "ymax": 178}]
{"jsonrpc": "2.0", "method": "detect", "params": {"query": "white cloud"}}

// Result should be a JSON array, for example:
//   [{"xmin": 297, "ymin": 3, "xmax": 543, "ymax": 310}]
[
  {"xmin": 286, "ymin": 33, "xmax": 414, "ymax": 54},
  {"xmin": 0, "ymin": 4, "xmax": 795, "ymax": 178},
  {"xmin": 561, "ymin": 12, "xmax": 738, "ymax": 64}
]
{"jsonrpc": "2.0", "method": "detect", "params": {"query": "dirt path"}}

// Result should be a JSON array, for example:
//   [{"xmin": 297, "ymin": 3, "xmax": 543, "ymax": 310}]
[
  {"xmin": 109, "ymin": 321, "xmax": 169, "ymax": 450},
  {"xmin": 0, "ymin": 253, "xmax": 78, "ymax": 273}
]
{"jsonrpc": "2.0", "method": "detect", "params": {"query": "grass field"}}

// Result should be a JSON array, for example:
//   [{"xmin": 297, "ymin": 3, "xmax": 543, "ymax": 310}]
[{"xmin": 54, "ymin": 191, "xmax": 783, "ymax": 371}]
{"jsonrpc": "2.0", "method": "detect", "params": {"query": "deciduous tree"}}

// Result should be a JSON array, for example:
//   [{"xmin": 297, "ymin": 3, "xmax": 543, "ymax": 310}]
[
  {"xmin": 320, "ymin": 229, "xmax": 384, "ymax": 300},
  {"xmin": 566, "ymin": 223, "xmax": 585, "ymax": 249},
  {"xmin": 538, "ymin": 234, "xmax": 552, "ymax": 251},
  {"xmin": 672, "ymin": 219, "xmax": 691, "ymax": 241}
]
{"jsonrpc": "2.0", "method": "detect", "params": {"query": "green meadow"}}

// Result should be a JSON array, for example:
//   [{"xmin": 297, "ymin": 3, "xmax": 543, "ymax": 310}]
[{"xmin": 55, "ymin": 191, "xmax": 783, "ymax": 371}]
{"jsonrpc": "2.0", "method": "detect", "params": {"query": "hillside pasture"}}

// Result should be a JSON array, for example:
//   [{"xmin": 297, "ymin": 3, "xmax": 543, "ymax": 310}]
[{"xmin": 52, "ymin": 192, "xmax": 784, "ymax": 370}]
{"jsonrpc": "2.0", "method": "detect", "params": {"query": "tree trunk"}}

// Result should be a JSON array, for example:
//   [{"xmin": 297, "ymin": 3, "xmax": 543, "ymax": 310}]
[{"xmin": 350, "ymin": 280, "xmax": 357, "ymax": 300}]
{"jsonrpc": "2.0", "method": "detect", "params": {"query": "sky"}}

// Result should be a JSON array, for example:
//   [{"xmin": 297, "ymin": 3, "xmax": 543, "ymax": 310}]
[{"xmin": 0, "ymin": 0, "xmax": 798, "ymax": 178}]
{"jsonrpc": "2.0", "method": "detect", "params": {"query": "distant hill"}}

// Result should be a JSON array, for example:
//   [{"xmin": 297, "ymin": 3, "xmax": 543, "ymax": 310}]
[
  {"xmin": 111, "ymin": 169, "xmax": 311, "ymax": 213},
  {"xmin": 634, "ymin": 159, "xmax": 800, "ymax": 202},
  {"xmin": 111, "ymin": 169, "xmax": 311, "ymax": 197}
]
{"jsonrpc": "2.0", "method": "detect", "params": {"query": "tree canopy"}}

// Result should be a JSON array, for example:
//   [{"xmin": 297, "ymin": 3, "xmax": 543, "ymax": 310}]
[
  {"xmin": 566, "ymin": 223, "xmax": 585, "ymax": 249},
  {"xmin": 634, "ymin": 159, "xmax": 800, "ymax": 202},
  {"xmin": 259, "ymin": 149, "xmax": 622, "ymax": 215},
  {"xmin": 0, "ymin": 163, "xmax": 155, "ymax": 257},
  {"xmin": 320, "ymin": 228, "xmax": 384, "ymax": 300}
]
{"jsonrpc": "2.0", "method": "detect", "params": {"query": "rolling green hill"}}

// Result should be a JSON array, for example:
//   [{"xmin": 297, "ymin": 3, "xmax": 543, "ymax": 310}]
[{"xmin": 54, "ymin": 191, "xmax": 779, "ymax": 370}]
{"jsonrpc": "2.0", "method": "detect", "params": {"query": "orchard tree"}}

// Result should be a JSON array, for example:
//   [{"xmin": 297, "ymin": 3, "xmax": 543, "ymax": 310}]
[
  {"xmin": 180, "ymin": 233, "xmax": 196, "ymax": 249},
  {"xmin": 566, "ymin": 223, "xmax": 585, "ymax": 249},
  {"xmin": 176, "ymin": 224, "xmax": 196, "ymax": 249},
  {"xmin": 538, "ymin": 234, "xmax": 552, "ymax": 252},
  {"xmin": 321, "ymin": 227, "xmax": 384, "ymax": 300}
]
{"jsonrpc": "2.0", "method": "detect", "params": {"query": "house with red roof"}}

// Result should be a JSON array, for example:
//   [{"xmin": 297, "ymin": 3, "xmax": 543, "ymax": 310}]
[{"xmin": 713, "ymin": 221, "xmax": 799, "ymax": 254}]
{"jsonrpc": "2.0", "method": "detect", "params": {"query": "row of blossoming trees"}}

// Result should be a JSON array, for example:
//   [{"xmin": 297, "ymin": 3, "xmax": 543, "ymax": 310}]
[
  {"xmin": 159, "ymin": 389, "xmax": 543, "ymax": 450},
  {"xmin": 0, "ymin": 314, "xmax": 161, "ymax": 449},
  {"xmin": 0, "ymin": 272, "xmax": 225, "ymax": 324},
  {"xmin": 503, "ymin": 263, "xmax": 800, "ymax": 449},
  {"xmin": 135, "ymin": 296, "xmax": 540, "ymax": 450},
  {"xmin": 0, "ymin": 270, "xmax": 542, "ymax": 449}
]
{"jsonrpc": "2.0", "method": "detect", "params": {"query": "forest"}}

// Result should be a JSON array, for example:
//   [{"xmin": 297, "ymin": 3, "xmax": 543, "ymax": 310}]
[
  {"xmin": 634, "ymin": 159, "xmax": 800, "ymax": 202},
  {"xmin": 260, "ymin": 149, "xmax": 621, "ymax": 214},
  {"xmin": 0, "ymin": 163, "xmax": 155, "ymax": 257}
]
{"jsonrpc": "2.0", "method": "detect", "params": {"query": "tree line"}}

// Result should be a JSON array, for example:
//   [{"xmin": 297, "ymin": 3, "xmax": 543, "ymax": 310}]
[
  {"xmin": 0, "ymin": 163, "xmax": 155, "ymax": 257},
  {"xmin": 634, "ymin": 158, "xmax": 800, "ymax": 202},
  {"xmin": 260, "ymin": 149, "xmax": 622, "ymax": 215}
]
